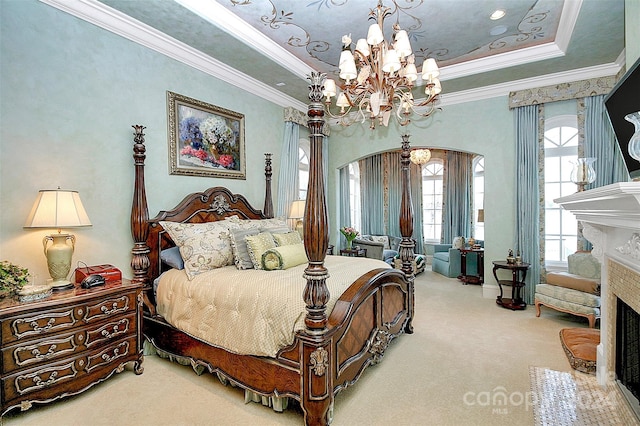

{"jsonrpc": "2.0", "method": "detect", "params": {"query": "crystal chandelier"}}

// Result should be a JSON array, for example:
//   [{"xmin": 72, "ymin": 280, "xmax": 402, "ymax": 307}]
[{"xmin": 322, "ymin": 1, "xmax": 442, "ymax": 129}]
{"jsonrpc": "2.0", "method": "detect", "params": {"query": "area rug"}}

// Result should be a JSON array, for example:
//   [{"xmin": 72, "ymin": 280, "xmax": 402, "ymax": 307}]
[{"xmin": 529, "ymin": 366, "xmax": 623, "ymax": 425}]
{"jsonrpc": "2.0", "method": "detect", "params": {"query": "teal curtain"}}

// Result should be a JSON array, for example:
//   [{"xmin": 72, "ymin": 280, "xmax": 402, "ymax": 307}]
[
  {"xmin": 442, "ymin": 151, "xmax": 472, "ymax": 244},
  {"xmin": 276, "ymin": 121, "xmax": 300, "ymax": 218},
  {"xmin": 359, "ymin": 155, "xmax": 384, "ymax": 235},
  {"xmin": 388, "ymin": 152, "xmax": 402, "ymax": 238},
  {"xmin": 514, "ymin": 105, "xmax": 540, "ymax": 305},
  {"xmin": 339, "ymin": 165, "xmax": 351, "ymax": 247},
  {"xmin": 584, "ymin": 95, "xmax": 629, "ymax": 187}
]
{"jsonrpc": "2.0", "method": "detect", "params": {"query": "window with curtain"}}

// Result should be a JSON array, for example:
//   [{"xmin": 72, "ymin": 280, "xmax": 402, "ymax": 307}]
[
  {"xmin": 421, "ymin": 159, "xmax": 444, "ymax": 242},
  {"xmin": 348, "ymin": 162, "xmax": 361, "ymax": 232},
  {"xmin": 544, "ymin": 115, "xmax": 578, "ymax": 264},
  {"xmin": 298, "ymin": 140, "xmax": 309, "ymax": 200},
  {"xmin": 473, "ymin": 157, "xmax": 484, "ymax": 240}
]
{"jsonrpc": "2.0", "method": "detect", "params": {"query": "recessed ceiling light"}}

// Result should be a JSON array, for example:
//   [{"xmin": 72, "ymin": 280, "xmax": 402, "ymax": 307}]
[
  {"xmin": 276, "ymin": 82, "xmax": 286, "ymax": 87},
  {"xmin": 490, "ymin": 9, "xmax": 506, "ymax": 20},
  {"xmin": 490, "ymin": 25, "xmax": 508, "ymax": 36}
]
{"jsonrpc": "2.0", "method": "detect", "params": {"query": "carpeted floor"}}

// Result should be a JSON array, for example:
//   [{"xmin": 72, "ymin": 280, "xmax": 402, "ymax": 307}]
[
  {"xmin": 529, "ymin": 366, "xmax": 624, "ymax": 425},
  {"xmin": 2, "ymin": 266, "xmax": 602, "ymax": 425}
]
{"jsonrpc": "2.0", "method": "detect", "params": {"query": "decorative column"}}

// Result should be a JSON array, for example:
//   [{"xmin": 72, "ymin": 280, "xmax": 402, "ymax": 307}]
[
  {"xmin": 300, "ymin": 71, "xmax": 333, "ymax": 426},
  {"xmin": 399, "ymin": 135, "xmax": 416, "ymax": 333}
]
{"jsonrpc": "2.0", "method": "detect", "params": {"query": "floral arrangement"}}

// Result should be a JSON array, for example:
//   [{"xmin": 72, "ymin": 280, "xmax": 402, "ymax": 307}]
[
  {"xmin": 340, "ymin": 226, "xmax": 359, "ymax": 250},
  {"xmin": 0, "ymin": 261, "xmax": 30, "ymax": 297},
  {"xmin": 178, "ymin": 115, "xmax": 239, "ymax": 170}
]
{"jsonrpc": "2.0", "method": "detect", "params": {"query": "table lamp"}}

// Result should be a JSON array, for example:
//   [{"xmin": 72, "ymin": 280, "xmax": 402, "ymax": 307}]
[
  {"xmin": 24, "ymin": 189, "xmax": 92, "ymax": 290},
  {"xmin": 289, "ymin": 200, "xmax": 306, "ymax": 237}
]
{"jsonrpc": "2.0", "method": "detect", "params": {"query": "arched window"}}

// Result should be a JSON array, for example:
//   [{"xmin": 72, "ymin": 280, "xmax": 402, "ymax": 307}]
[
  {"xmin": 544, "ymin": 115, "xmax": 578, "ymax": 264},
  {"xmin": 349, "ymin": 162, "xmax": 361, "ymax": 231},
  {"xmin": 473, "ymin": 157, "xmax": 485, "ymax": 240},
  {"xmin": 421, "ymin": 159, "xmax": 444, "ymax": 242},
  {"xmin": 298, "ymin": 139, "xmax": 309, "ymax": 200}
]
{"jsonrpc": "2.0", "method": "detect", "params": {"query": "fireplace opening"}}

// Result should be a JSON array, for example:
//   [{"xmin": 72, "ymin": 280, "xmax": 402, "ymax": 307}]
[{"xmin": 616, "ymin": 297, "xmax": 640, "ymax": 416}]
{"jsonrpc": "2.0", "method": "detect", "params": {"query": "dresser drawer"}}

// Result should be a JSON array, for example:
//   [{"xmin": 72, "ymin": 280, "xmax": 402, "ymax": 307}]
[
  {"xmin": 2, "ymin": 313, "xmax": 137, "ymax": 374},
  {"xmin": 2, "ymin": 335, "xmax": 138, "ymax": 406},
  {"xmin": 1, "ymin": 292, "xmax": 136, "ymax": 345}
]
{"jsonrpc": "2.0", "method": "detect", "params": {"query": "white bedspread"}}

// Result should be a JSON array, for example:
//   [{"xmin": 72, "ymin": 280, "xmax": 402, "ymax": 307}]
[{"xmin": 155, "ymin": 255, "xmax": 391, "ymax": 357}]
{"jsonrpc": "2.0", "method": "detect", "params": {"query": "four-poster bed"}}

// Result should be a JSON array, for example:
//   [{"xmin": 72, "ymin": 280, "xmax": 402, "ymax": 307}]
[{"xmin": 130, "ymin": 73, "xmax": 417, "ymax": 425}]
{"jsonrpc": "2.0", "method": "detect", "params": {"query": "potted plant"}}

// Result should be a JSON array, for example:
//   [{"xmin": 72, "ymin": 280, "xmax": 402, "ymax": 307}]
[{"xmin": 0, "ymin": 261, "xmax": 30, "ymax": 298}]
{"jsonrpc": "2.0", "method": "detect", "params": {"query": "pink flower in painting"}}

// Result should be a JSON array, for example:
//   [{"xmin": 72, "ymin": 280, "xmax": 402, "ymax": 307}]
[
  {"xmin": 195, "ymin": 149, "xmax": 208, "ymax": 161},
  {"xmin": 217, "ymin": 154, "xmax": 234, "ymax": 168}
]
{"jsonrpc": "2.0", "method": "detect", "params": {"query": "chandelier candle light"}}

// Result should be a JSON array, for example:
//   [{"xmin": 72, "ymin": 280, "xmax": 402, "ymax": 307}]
[{"xmin": 322, "ymin": 0, "xmax": 442, "ymax": 129}]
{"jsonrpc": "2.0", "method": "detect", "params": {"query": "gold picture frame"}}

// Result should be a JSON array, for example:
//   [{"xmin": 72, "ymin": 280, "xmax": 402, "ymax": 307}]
[{"xmin": 167, "ymin": 91, "xmax": 245, "ymax": 179}]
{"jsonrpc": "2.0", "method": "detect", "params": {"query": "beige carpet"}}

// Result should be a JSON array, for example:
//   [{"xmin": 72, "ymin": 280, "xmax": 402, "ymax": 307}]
[{"xmin": 2, "ymin": 267, "xmax": 592, "ymax": 426}]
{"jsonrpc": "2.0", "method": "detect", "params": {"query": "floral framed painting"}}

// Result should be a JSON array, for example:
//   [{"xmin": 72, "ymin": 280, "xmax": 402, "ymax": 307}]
[{"xmin": 167, "ymin": 91, "xmax": 245, "ymax": 179}]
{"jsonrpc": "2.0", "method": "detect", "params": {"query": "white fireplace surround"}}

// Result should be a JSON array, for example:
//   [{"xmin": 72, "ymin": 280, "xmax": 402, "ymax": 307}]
[{"xmin": 556, "ymin": 182, "xmax": 640, "ymax": 420}]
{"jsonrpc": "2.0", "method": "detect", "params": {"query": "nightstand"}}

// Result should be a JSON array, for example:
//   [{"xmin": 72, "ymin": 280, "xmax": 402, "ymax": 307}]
[
  {"xmin": 0, "ymin": 279, "xmax": 144, "ymax": 415},
  {"xmin": 340, "ymin": 248, "xmax": 367, "ymax": 257}
]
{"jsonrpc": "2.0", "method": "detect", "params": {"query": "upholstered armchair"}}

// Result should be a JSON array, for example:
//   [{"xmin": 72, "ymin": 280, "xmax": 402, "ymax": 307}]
[
  {"xmin": 432, "ymin": 241, "xmax": 483, "ymax": 278},
  {"xmin": 352, "ymin": 235, "xmax": 401, "ymax": 265}
]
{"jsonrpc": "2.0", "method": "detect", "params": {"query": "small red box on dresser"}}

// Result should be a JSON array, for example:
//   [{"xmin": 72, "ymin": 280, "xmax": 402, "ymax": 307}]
[{"xmin": 74, "ymin": 264, "xmax": 122, "ymax": 283}]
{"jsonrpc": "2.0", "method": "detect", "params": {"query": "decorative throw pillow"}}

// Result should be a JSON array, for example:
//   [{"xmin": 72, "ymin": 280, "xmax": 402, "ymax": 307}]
[
  {"xmin": 262, "ymin": 244, "xmax": 308, "ymax": 271},
  {"xmin": 229, "ymin": 227, "xmax": 260, "ymax": 269},
  {"xmin": 245, "ymin": 232, "xmax": 277, "ymax": 270},
  {"xmin": 225, "ymin": 216, "xmax": 289, "ymax": 231},
  {"xmin": 272, "ymin": 231, "xmax": 302, "ymax": 247},
  {"xmin": 160, "ymin": 246, "xmax": 184, "ymax": 270},
  {"xmin": 160, "ymin": 221, "xmax": 233, "ymax": 280},
  {"xmin": 370, "ymin": 235, "xmax": 390, "ymax": 250}
]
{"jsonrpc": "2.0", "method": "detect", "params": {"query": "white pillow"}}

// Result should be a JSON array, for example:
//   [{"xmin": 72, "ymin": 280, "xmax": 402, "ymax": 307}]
[
  {"xmin": 370, "ymin": 235, "xmax": 390, "ymax": 250},
  {"xmin": 160, "ymin": 221, "xmax": 233, "ymax": 280}
]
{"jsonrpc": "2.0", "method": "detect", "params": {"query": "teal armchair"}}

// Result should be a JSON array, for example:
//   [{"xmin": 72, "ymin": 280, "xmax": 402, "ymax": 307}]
[{"xmin": 432, "ymin": 241, "xmax": 483, "ymax": 278}]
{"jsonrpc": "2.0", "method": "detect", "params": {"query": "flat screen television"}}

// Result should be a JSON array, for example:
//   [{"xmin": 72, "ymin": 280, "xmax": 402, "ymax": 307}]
[{"xmin": 604, "ymin": 56, "xmax": 640, "ymax": 180}]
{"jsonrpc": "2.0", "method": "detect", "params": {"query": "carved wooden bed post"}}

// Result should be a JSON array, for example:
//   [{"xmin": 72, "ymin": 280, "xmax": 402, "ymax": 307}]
[
  {"xmin": 399, "ymin": 134, "xmax": 416, "ymax": 333},
  {"xmin": 130, "ymin": 125, "xmax": 150, "ymax": 284},
  {"xmin": 263, "ymin": 153, "xmax": 274, "ymax": 218},
  {"xmin": 300, "ymin": 71, "xmax": 332, "ymax": 426}
]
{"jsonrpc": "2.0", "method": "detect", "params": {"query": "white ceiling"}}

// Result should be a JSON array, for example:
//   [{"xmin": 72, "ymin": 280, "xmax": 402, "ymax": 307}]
[{"xmin": 42, "ymin": 0, "xmax": 626, "ymax": 111}]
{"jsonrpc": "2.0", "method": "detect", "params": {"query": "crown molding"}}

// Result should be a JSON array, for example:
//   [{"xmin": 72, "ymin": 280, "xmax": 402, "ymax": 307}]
[
  {"xmin": 175, "ymin": 0, "xmax": 314, "ymax": 80},
  {"xmin": 39, "ymin": 0, "xmax": 307, "ymax": 111}
]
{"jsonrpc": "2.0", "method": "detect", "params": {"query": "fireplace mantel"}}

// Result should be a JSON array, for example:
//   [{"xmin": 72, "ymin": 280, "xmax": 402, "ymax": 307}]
[{"xmin": 556, "ymin": 181, "xmax": 640, "ymax": 421}]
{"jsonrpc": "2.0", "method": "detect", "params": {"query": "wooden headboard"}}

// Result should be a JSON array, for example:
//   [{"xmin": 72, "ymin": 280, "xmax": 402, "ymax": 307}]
[{"xmin": 129, "ymin": 126, "xmax": 274, "ymax": 290}]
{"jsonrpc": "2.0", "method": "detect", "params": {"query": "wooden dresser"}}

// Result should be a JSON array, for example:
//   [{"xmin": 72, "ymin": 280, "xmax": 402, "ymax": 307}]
[{"xmin": 0, "ymin": 279, "xmax": 143, "ymax": 415}]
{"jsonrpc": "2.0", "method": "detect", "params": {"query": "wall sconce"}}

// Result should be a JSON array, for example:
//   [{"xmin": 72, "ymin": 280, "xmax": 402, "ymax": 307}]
[
  {"xmin": 410, "ymin": 148, "xmax": 431, "ymax": 165},
  {"xmin": 24, "ymin": 189, "xmax": 92, "ymax": 290},
  {"xmin": 289, "ymin": 199, "xmax": 306, "ymax": 237}
]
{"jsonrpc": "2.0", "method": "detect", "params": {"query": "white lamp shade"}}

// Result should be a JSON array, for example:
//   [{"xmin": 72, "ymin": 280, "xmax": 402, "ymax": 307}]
[
  {"xmin": 322, "ymin": 78, "xmax": 337, "ymax": 99},
  {"xmin": 403, "ymin": 63, "xmax": 418, "ymax": 82},
  {"xmin": 421, "ymin": 58, "xmax": 440, "ymax": 80},
  {"xmin": 289, "ymin": 200, "xmax": 306, "ymax": 219},
  {"xmin": 339, "ymin": 50, "xmax": 357, "ymax": 81},
  {"xmin": 25, "ymin": 189, "xmax": 92, "ymax": 229},
  {"xmin": 382, "ymin": 49, "xmax": 401, "ymax": 73},
  {"xmin": 355, "ymin": 38, "xmax": 370, "ymax": 56},
  {"xmin": 394, "ymin": 30, "xmax": 412, "ymax": 58},
  {"xmin": 336, "ymin": 92, "xmax": 350, "ymax": 108},
  {"xmin": 367, "ymin": 23, "xmax": 384, "ymax": 45}
]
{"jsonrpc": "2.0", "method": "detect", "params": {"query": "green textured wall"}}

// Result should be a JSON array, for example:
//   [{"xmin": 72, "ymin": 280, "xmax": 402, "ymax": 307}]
[{"xmin": 0, "ymin": 1, "xmax": 284, "ymax": 280}]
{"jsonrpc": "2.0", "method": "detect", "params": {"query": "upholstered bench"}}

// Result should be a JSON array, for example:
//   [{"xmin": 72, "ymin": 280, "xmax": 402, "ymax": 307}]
[{"xmin": 535, "ymin": 256, "xmax": 601, "ymax": 328}]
